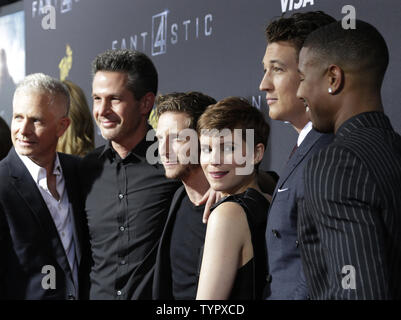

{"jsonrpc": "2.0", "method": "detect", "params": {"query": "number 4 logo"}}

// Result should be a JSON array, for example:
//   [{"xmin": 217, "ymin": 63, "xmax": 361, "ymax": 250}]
[{"xmin": 152, "ymin": 11, "xmax": 168, "ymax": 56}]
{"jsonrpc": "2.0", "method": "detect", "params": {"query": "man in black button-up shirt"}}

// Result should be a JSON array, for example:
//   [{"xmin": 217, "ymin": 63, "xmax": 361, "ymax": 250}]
[{"xmin": 81, "ymin": 50, "xmax": 180, "ymax": 299}]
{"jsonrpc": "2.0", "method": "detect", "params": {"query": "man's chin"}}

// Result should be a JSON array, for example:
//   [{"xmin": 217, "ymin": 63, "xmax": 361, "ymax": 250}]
[
  {"xmin": 14, "ymin": 146, "xmax": 33, "ymax": 156},
  {"xmin": 164, "ymin": 166, "xmax": 189, "ymax": 180},
  {"xmin": 311, "ymin": 122, "xmax": 333, "ymax": 134}
]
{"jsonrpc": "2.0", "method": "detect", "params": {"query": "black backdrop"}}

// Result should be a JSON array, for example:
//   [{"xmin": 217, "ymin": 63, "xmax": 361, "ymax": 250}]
[{"xmin": 23, "ymin": 0, "xmax": 401, "ymax": 173}]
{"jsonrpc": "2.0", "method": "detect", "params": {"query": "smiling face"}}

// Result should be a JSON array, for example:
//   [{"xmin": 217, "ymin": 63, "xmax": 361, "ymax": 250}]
[
  {"xmin": 92, "ymin": 71, "xmax": 144, "ymax": 145},
  {"xmin": 200, "ymin": 131, "xmax": 258, "ymax": 196},
  {"xmin": 156, "ymin": 111, "xmax": 194, "ymax": 179},
  {"xmin": 11, "ymin": 90, "xmax": 69, "ymax": 166},
  {"xmin": 297, "ymin": 47, "xmax": 335, "ymax": 133},
  {"xmin": 259, "ymin": 41, "xmax": 308, "ymax": 130}
]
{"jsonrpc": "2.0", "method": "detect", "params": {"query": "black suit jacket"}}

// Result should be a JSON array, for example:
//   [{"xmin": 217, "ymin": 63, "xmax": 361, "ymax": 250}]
[
  {"xmin": 299, "ymin": 112, "xmax": 401, "ymax": 299},
  {"xmin": 152, "ymin": 185, "xmax": 187, "ymax": 299},
  {"xmin": 265, "ymin": 129, "xmax": 333, "ymax": 299},
  {"xmin": 0, "ymin": 148, "xmax": 90, "ymax": 300}
]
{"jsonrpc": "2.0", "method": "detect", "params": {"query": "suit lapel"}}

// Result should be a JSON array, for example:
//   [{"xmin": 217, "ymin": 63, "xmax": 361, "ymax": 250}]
[
  {"xmin": 155, "ymin": 185, "xmax": 186, "ymax": 297},
  {"xmin": 7, "ymin": 149, "xmax": 73, "ymax": 281},
  {"xmin": 59, "ymin": 153, "xmax": 82, "ymax": 267},
  {"xmin": 271, "ymin": 129, "xmax": 323, "ymax": 203}
]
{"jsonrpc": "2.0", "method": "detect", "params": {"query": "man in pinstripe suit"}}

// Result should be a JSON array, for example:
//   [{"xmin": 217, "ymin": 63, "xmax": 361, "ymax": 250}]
[{"xmin": 297, "ymin": 20, "xmax": 401, "ymax": 299}]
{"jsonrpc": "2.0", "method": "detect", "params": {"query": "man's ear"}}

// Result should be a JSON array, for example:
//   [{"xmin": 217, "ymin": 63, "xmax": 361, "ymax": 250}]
[
  {"xmin": 253, "ymin": 143, "xmax": 265, "ymax": 165},
  {"xmin": 327, "ymin": 64, "xmax": 343, "ymax": 94},
  {"xmin": 57, "ymin": 117, "xmax": 71, "ymax": 138},
  {"xmin": 140, "ymin": 92, "xmax": 155, "ymax": 116}
]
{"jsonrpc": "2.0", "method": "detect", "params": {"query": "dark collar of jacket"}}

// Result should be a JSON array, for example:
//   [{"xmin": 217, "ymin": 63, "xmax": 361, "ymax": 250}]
[
  {"xmin": 272, "ymin": 129, "xmax": 333, "ymax": 199},
  {"xmin": 336, "ymin": 111, "xmax": 393, "ymax": 140},
  {"xmin": 152, "ymin": 185, "xmax": 187, "ymax": 299}
]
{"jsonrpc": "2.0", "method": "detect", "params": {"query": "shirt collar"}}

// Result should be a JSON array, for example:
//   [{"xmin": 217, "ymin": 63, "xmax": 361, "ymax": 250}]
[
  {"xmin": 336, "ymin": 111, "xmax": 392, "ymax": 138},
  {"xmin": 297, "ymin": 121, "xmax": 313, "ymax": 147},
  {"xmin": 17, "ymin": 152, "xmax": 62, "ymax": 184},
  {"xmin": 99, "ymin": 126, "xmax": 158, "ymax": 163}
]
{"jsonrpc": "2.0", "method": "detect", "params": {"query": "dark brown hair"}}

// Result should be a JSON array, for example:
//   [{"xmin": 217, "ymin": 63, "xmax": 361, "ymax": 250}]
[
  {"xmin": 156, "ymin": 91, "xmax": 216, "ymax": 130},
  {"xmin": 265, "ymin": 11, "xmax": 336, "ymax": 54},
  {"xmin": 197, "ymin": 97, "xmax": 270, "ymax": 149}
]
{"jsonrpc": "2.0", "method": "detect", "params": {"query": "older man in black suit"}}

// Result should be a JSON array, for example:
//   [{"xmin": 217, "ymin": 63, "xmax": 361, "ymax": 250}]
[
  {"xmin": 297, "ymin": 20, "xmax": 401, "ymax": 299},
  {"xmin": 0, "ymin": 73, "xmax": 90, "ymax": 300}
]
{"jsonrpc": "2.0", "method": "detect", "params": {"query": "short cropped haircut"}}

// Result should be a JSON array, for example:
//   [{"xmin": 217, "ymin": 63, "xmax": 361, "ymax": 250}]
[
  {"xmin": 14, "ymin": 73, "xmax": 70, "ymax": 115},
  {"xmin": 0, "ymin": 116, "xmax": 12, "ymax": 161},
  {"xmin": 92, "ymin": 49, "xmax": 158, "ymax": 100},
  {"xmin": 303, "ymin": 20, "xmax": 389, "ymax": 83},
  {"xmin": 197, "ymin": 97, "xmax": 270, "ymax": 150},
  {"xmin": 265, "ymin": 11, "xmax": 336, "ymax": 55},
  {"xmin": 156, "ymin": 92, "xmax": 216, "ymax": 130}
]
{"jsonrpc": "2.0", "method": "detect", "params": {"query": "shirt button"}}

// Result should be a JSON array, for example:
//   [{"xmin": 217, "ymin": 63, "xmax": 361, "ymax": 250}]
[
  {"xmin": 117, "ymin": 290, "xmax": 122, "ymax": 296},
  {"xmin": 272, "ymin": 229, "xmax": 280, "ymax": 238},
  {"xmin": 118, "ymin": 194, "xmax": 124, "ymax": 199},
  {"xmin": 120, "ymin": 226, "xmax": 125, "ymax": 232}
]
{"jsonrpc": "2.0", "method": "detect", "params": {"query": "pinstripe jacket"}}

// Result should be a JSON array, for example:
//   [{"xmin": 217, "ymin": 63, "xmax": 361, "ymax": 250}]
[{"xmin": 299, "ymin": 111, "xmax": 401, "ymax": 299}]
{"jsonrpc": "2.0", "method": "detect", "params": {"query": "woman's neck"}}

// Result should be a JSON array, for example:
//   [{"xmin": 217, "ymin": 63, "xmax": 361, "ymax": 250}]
[{"xmin": 221, "ymin": 172, "xmax": 260, "ymax": 197}]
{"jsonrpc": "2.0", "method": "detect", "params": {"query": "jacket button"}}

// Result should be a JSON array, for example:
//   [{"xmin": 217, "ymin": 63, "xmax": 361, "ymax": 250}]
[
  {"xmin": 272, "ymin": 229, "xmax": 280, "ymax": 238},
  {"xmin": 295, "ymin": 240, "xmax": 299, "ymax": 248},
  {"xmin": 67, "ymin": 294, "xmax": 75, "ymax": 300}
]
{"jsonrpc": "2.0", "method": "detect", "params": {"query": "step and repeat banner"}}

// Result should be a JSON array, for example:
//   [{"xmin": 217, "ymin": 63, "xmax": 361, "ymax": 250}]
[{"xmin": 14, "ymin": 0, "xmax": 401, "ymax": 172}]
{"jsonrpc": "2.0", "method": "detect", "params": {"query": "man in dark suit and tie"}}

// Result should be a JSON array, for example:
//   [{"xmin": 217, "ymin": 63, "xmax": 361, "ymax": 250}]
[
  {"xmin": 259, "ymin": 11, "xmax": 335, "ymax": 299},
  {"xmin": 297, "ymin": 20, "xmax": 401, "ymax": 299},
  {"xmin": 0, "ymin": 73, "xmax": 89, "ymax": 300}
]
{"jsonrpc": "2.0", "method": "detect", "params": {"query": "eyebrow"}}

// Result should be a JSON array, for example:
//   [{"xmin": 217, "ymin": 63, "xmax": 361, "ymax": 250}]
[{"xmin": 263, "ymin": 59, "xmax": 287, "ymax": 67}]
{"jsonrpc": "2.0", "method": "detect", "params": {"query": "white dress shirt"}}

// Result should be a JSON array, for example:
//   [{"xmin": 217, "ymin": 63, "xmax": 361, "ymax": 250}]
[
  {"xmin": 17, "ymin": 152, "xmax": 78, "ymax": 292},
  {"xmin": 297, "ymin": 121, "xmax": 313, "ymax": 147}
]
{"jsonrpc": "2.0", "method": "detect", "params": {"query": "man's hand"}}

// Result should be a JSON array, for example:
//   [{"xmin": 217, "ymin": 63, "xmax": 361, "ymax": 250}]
[{"xmin": 197, "ymin": 188, "xmax": 222, "ymax": 224}]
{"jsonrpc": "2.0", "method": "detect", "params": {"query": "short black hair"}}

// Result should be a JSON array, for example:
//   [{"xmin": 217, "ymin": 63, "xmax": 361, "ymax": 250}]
[
  {"xmin": 0, "ymin": 116, "xmax": 12, "ymax": 161},
  {"xmin": 92, "ymin": 49, "xmax": 158, "ymax": 100},
  {"xmin": 303, "ymin": 20, "xmax": 389, "ymax": 84},
  {"xmin": 265, "ymin": 11, "xmax": 336, "ymax": 55},
  {"xmin": 156, "ymin": 92, "xmax": 216, "ymax": 130}
]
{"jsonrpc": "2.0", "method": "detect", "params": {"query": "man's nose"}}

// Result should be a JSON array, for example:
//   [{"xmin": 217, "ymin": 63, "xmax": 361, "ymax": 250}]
[
  {"xmin": 19, "ymin": 119, "xmax": 32, "ymax": 136},
  {"xmin": 98, "ymin": 99, "xmax": 112, "ymax": 117},
  {"xmin": 259, "ymin": 71, "xmax": 273, "ymax": 92},
  {"xmin": 158, "ymin": 136, "xmax": 170, "ymax": 158}
]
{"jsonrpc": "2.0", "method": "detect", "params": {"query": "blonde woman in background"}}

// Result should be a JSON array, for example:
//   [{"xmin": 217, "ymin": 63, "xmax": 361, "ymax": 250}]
[{"xmin": 57, "ymin": 80, "xmax": 95, "ymax": 157}]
